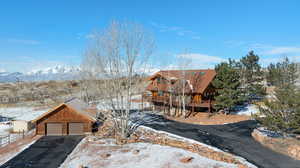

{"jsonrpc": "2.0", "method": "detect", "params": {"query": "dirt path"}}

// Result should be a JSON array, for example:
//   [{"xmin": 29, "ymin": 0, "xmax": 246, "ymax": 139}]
[
  {"xmin": 0, "ymin": 136, "xmax": 84, "ymax": 168},
  {"xmin": 144, "ymin": 114, "xmax": 300, "ymax": 168}
]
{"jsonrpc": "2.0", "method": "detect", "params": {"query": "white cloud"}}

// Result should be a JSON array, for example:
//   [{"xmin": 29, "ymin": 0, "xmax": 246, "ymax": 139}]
[
  {"xmin": 192, "ymin": 36, "xmax": 201, "ymax": 40},
  {"xmin": 178, "ymin": 53, "xmax": 225, "ymax": 62},
  {"xmin": 260, "ymin": 55, "xmax": 300, "ymax": 66},
  {"xmin": 76, "ymin": 33, "xmax": 96, "ymax": 40},
  {"xmin": 176, "ymin": 53, "xmax": 226, "ymax": 68},
  {"xmin": 177, "ymin": 32, "xmax": 185, "ymax": 36},
  {"xmin": 224, "ymin": 40, "xmax": 248, "ymax": 48},
  {"xmin": 249, "ymin": 43, "xmax": 300, "ymax": 56},
  {"xmin": 263, "ymin": 47, "xmax": 300, "ymax": 55},
  {"xmin": 85, "ymin": 34, "xmax": 96, "ymax": 39},
  {"xmin": 150, "ymin": 22, "xmax": 181, "ymax": 32},
  {"xmin": 7, "ymin": 38, "xmax": 40, "ymax": 45},
  {"xmin": 76, "ymin": 33, "xmax": 83, "ymax": 39},
  {"xmin": 0, "ymin": 54, "xmax": 80, "ymax": 73},
  {"xmin": 150, "ymin": 22, "xmax": 200, "ymax": 40},
  {"xmin": 240, "ymin": 43, "xmax": 300, "ymax": 66}
]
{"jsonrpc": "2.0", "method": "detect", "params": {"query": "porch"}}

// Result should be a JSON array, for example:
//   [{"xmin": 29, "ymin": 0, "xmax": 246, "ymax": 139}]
[{"xmin": 142, "ymin": 94, "xmax": 214, "ymax": 113}]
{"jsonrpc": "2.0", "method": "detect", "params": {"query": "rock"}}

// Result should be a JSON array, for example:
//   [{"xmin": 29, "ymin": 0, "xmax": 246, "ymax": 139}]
[
  {"xmin": 253, "ymin": 128, "xmax": 300, "ymax": 160},
  {"xmin": 100, "ymin": 153, "xmax": 111, "ymax": 159},
  {"xmin": 180, "ymin": 156, "xmax": 194, "ymax": 163},
  {"xmin": 132, "ymin": 149, "xmax": 140, "ymax": 155},
  {"xmin": 237, "ymin": 165, "xmax": 247, "ymax": 168},
  {"xmin": 78, "ymin": 165, "xmax": 88, "ymax": 168},
  {"xmin": 288, "ymin": 145, "xmax": 300, "ymax": 160},
  {"xmin": 87, "ymin": 136, "xmax": 97, "ymax": 142},
  {"xmin": 121, "ymin": 149, "xmax": 130, "ymax": 153}
]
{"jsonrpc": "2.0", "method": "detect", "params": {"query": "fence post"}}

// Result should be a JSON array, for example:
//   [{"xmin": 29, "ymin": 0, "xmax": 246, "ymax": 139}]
[
  {"xmin": 8, "ymin": 134, "xmax": 10, "ymax": 144},
  {"xmin": 22, "ymin": 130, "xmax": 25, "ymax": 139}
]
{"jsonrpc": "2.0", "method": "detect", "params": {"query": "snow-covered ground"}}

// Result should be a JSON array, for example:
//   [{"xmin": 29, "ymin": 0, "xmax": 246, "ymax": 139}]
[
  {"xmin": 0, "ymin": 107, "xmax": 48, "ymax": 136},
  {"xmin": 256, "ymin": 127, "xmax": 283, "ymax": 138},
  {"xmin": 0, "ymin": 123, "xmax": 11, "ymax": 136},
  {"xmin": 60, "ymin": 138, "xmax": 239, "ymax": 168},
  {"xmin": 139, "ymin": 126, "xmax": 257, "ymax": 168},
  {"xmin": 0, "ymin": 107, "xmax": 48, "ymax": 122},
  {"xmin": 234, "ymin": 104, "xmax": 259, "ymax": 116}
]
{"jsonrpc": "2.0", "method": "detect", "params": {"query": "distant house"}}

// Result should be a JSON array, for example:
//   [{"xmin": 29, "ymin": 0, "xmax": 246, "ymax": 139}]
[
  {"xmin": 33, "ymin": 98, "xmax": 98, "ymax": 135},
  {"xmin": 145, "ymin": 69, "xmax": 217, "ymax": 114},
  {"xmin": 12, "ymin": 120, "xmax": 33, "ymax": 133}
]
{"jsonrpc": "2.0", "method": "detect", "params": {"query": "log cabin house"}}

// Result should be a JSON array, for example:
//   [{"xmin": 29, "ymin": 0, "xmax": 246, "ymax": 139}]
[
  {"xmin": 33, "ymin": 98, "xmax": 98, "ymax": 135},
  {"xmin": 145, "ymin": 69, "xmax": 217, "ymax": 116}
]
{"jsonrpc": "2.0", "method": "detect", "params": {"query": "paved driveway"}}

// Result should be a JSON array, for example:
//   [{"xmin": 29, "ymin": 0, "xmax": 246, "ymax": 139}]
[
  {"xmin": 144, "ymin": 114, "xmax": 300, "ymax": 168},
  {"xmin": 0, "ymin": 136, "xmax": 84, "ymax": 168}
]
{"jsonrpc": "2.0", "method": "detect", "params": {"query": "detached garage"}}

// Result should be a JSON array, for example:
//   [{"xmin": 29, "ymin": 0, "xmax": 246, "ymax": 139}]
[{"xmin": 33, "ymin": 98, "xmax": 97, "ymax": 136}]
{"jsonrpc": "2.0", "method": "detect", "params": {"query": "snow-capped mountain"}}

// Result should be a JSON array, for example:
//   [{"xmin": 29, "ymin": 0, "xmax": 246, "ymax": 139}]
[
  {"xmin": 0, "ymin": 65, "xmax": 159, "ymax": 83},
  {"xmin": 0, "ymin": 66, "xmax": 81, "ymax": 83},
  {"xmin": 27, "ymin": 65, "xmax": 81, "ymax": 75}
]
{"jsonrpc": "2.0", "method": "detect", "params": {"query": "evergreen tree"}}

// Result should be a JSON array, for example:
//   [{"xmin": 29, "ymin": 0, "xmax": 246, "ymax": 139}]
[
  {"xmin": 258, "ymin": 58, "xmax": 300, "ymax": 135},
  {"xmin": 266, "ymin": 63, "xmax": 280, "ymax": 86},
  {"xmin": 240, "ymin": 51, "xmax": 265, "ymax": 100},
  {"xmin": 266, "ymin": 57, "xmax": 298, "ymax": 87},
  {"xmin": 212, "ymin": 61, "xmax": 244, "ymax": 113}
]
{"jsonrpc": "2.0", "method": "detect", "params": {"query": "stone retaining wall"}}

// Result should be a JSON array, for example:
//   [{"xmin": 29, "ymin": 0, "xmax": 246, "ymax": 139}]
[
  {"xmin": 131, "ymin": 126, "xmax": 256, "ymax": 168},
  {"xmin": 252, "ymin": 128, "xmax": 300, "ymax": 160}
]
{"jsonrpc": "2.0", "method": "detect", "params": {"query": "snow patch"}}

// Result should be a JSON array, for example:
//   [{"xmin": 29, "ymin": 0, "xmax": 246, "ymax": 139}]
[
  {"xmin": 0, "ymin": 107, "xmax": 48, "ymax": 122},
  {"xmin": 235, "ymin": 104, "xmax": 259, "ymax": 116},
  {"xmin": 139, "ymin": 126, "xmax": 257, "ymax": 168},
  {"xmin": 60, "ymin": 138, "xmax": 239, "ymax": 168},
  {"xmin": 0, "ymin": 123, "xmax": 12, "ymax": 136}
]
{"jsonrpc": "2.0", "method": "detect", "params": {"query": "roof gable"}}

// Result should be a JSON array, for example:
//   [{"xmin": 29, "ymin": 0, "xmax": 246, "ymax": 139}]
[
  {"xmin": 32, "ymin": 98, "xmax": 97, "ymax": 123},
  {"xmin": 146, "ymin": 69, "xmax": 216, "ymax": 94}
]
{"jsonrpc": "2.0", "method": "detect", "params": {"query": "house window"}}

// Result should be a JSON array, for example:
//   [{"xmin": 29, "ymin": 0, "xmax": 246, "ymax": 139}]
[
  {"xmin": 157, "ymin": 77, "xmax": 161, "ymax": 84},
  {"xmin": 158, "ymin": 91, "xmax": 164, "ymax": 96}
]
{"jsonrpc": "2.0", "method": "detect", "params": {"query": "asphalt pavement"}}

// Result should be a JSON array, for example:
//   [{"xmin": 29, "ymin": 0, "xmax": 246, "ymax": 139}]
[
  {"xmin": 144, "ymin": 114, "xmax": 300, "ymax": 168},
  {"xmin": 0, "ymin": 136, "xmax": 84, "ymax": 168},
  {"xmin": 2, "ymin": 115, "xmax": 300, "ymax": 168}
]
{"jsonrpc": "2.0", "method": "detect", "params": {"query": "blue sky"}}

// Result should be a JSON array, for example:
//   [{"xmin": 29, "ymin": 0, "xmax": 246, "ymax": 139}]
[{"xmin": 1, "ymin": 0, "xmax": 300, "ymax": 72}]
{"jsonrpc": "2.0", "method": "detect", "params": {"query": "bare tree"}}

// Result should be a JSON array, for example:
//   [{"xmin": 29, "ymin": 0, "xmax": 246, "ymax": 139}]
[
  {"xmin": 177, "ymin": 52, "xmax": 191, "ymax": 118},
  {"xmin": 78, "ymin": 67, "xmax": 99, "ymax": 103},
  {"xmin": 82, "ymin": 21, "xmax": 155, "ymax": 140}
]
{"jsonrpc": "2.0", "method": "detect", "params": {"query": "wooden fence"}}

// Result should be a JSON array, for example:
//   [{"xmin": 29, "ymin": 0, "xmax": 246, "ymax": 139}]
[{"xmin": 0, "ymin": 130, "xmax": 26, "ymax": 147}]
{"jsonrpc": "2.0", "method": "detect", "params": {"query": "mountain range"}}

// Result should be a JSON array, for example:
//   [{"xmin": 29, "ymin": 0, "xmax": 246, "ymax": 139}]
[
  {"xmin": 0, "ymin": 66, "xmax": 81, "ymax": 83},
  {"xmin": 0, "ymin": 65, "xmax": 159, "ymax": 83}
]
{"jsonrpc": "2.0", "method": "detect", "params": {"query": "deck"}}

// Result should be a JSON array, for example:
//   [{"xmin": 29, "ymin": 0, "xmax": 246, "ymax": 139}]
[{"xmin": 143, "ymin": 95, "xmax": 214, "ymax": 108}]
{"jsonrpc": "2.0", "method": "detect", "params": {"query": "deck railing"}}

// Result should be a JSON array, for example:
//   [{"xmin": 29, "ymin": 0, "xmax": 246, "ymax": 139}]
[{"xmin": 144, "ymin": 95, "xmax": 214, "ymax": 108}]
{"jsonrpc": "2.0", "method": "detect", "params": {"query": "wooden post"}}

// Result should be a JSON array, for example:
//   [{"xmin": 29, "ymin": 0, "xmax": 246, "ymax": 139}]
[
  {"xmin": 141, "ymin": 94, "xmax": 144, "ymax": 111},
  {"xmin": 208, "ymin": 99, "xmax": 212, "ymax": 113},
  {"xmin": 192, "ymin": 103, "xmax": 195, "ymax": 116},
  {"xmin": 35, "ymin": 123, "xmax": 38, "ymax": 135}
]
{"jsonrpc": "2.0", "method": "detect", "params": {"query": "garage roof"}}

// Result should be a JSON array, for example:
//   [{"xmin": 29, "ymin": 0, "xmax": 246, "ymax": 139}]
[
  {"xmin": 32, "ymin": 98, "xmax": 97, "ymax": 123},
  {"xmin": 64, "ymin": 98, "xmax": 97, "ymax": 121}
]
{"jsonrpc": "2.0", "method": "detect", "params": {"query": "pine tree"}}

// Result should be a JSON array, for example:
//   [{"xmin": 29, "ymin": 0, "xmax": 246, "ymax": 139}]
[
  {"xmin": 258, "ymin": 58, "xmax": 300, "ymax": 135},
  {"xmin": 266, "ymin": 63, "xmax": 279, "ymax": 86},
  {"xmin": 240, "ymin": 51, "xmax": 265, "ymax": 100},
  {"xmin": 266, "ymin": 57, "xmax": 298, "ymax": 87},
  {"xmin": 212, "ymin": 61, "xmax": 244, "ymax": 113}
]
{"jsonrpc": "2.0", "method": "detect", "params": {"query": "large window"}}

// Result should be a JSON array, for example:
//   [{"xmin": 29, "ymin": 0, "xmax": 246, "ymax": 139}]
[
  {"xmin": 157, "ymin": 77, "xmax": 161, "ymax": 84},
  {"xmin": 158, "ymin": 91, "xmax": 164, "ymax": 96}
]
